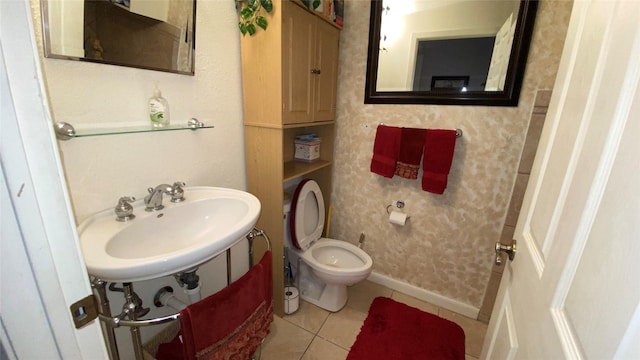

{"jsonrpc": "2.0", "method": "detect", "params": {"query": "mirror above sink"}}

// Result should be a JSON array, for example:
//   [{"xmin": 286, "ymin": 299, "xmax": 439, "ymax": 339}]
[
  {"xmin": 77, "ymin": 187, "xmax": 261, "ymax": 282},
  {"xmin": 41, "ymin": 0, "xmax": 196, "ymax": 74}
]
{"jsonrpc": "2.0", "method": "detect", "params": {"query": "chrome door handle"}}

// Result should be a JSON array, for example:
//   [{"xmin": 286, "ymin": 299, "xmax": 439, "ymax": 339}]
[{"xmin": 495, "ymin": 240, "xmax": 517, "ymax": 265}]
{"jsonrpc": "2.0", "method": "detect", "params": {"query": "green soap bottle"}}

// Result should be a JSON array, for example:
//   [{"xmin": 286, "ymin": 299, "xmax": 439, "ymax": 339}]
[{"xmin": 149, "ymin": 85, "xmax": 170, "ymax": 128}]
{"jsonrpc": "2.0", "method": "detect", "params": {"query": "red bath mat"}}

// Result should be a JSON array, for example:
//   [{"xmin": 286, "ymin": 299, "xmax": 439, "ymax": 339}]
[{"xmin": 347, "ymin": 297, "xmax": 465, "ymax": 360}]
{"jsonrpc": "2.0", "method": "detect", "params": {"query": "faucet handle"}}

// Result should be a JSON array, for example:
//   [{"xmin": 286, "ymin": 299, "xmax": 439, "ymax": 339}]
[
  {"xmin": 115, "ymin": 196, "xmax": 136, "ymax": 222},
  {"xmin": 171, "ymin": 181, "xmax": 186, "ymax": 203}
]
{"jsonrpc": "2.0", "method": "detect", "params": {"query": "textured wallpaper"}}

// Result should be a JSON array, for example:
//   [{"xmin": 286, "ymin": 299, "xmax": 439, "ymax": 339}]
[{"xmin": 331, "ymin": 0, "xmax": 572, "ymax": 308}]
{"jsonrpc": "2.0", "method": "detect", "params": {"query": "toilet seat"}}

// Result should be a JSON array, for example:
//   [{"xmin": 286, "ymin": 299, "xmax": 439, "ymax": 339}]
[
  {"xmin": 290, "ymin": 179, "xmax": 325, "ymax": 250},
  {"xmin": 301, "ymin": 238, "xmax": 373, "ymax": 276}
]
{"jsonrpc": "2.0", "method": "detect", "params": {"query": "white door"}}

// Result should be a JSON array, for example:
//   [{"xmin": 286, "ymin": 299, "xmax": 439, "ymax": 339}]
[
  {"xmin": 482, "ymin": 1, "xmax": 640, "ymax": 359},
  {"xmin": 1, "ymin": 0, "xmax": 108, "ymax": 358},
  {"xmin": 484, "ymin": 13, "xmax": 514, "ymax": 91}
]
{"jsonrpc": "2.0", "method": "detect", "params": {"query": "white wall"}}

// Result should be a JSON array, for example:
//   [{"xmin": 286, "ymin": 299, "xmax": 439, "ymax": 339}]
[{"xmin": 30, "ymin": 0, "xmax": 247, "ymax": 222}]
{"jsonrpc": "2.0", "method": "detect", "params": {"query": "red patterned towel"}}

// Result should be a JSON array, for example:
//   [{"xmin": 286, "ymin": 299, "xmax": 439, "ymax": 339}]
[
  {"xmin": 395, "ymin": 127, "xmax": 427, "ymax": 179},
  {"xmin": 157, "ymin": 251, "xmax": 273, "ymax": 360},
  {"xmin": 370, "ymin": 125, "xmax": 401, "ymax": 178},
  {"xmin": 422, "ymin": 129, "xmax": 457, "ymax": 194}
]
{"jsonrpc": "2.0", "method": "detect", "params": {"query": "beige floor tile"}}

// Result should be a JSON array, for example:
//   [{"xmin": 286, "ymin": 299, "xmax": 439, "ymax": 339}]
[
  {"xmin": 438, "ymin": 309, "xmax": 488, "ymax": 358},
  {"xmin": 261, "ymin": 316, "xmax": 314, "ymax": 360},
  {"xmin": 263, "ymin": 281, "xmax": 489, "ymax": 359},
  {"xmin": 301, "ymin": 336, "xmax": 348, "ymax": 360},
  {"xmin": 317, "ymin": 307, "xmax": 367, "ymax": 350},
  {"xmin": 390, "ymin": 292, "xmax": 439, "ymax": 315},
  {"xmin": 346, "ymin": 280, "xmax": 393, "ymax": 313},
  {"xmin": 284, "ymin": 300, "xmax": 330, "ymax": 334}
]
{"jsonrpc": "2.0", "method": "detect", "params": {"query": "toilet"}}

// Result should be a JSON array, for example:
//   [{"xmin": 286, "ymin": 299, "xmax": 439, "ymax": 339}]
[{"xmin": 284, "ymin": 179, "xmax": 373, "ymax": 312}]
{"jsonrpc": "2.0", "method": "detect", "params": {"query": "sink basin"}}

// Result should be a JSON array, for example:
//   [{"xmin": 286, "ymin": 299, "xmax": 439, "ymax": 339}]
[{"xmin": 78, "ymin": 187, "xmax": 261, "ymax": 282}]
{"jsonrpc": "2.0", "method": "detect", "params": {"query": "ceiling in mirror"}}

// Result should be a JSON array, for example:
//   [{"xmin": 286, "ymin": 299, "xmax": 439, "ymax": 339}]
[
  {"xmin": 365, "ymin": 0, "xmax": 538, "ymax": 106},
  {"xmin": 42, "ymin": 0, "xmax": 196, "ymax": 75}
]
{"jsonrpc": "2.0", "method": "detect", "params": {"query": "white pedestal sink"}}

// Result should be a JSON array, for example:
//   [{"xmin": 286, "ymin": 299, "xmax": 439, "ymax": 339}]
[{"xmin": 78, "ymin": 187, "xmax": 261, "ymax": 282}]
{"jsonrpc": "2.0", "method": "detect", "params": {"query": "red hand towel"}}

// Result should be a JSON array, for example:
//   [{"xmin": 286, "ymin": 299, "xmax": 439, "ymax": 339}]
[
  {"xmin": 395, "ymin": 127, "xmax": 427, "ymax": 179},
  {"xmin": 157, "ymin": 251, "xmax": 273, "ymax": 360},
  {"xmin": 422, "ymin": 130, "xmax": 457, "ymax": 194},
  {"xmin": 370, "ymin": 125, "xmax": 402, "ymax": 178}
]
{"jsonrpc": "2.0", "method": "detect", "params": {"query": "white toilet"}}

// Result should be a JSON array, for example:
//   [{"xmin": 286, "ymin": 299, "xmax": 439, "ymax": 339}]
[{"xmin": 284, "ymin": 179, "xmax": 373, "ymax": 312}]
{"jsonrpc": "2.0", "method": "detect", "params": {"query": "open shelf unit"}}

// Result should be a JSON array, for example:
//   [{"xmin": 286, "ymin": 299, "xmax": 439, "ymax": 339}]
[{"xmin": 241, "ymin": 0, "xmax": 340, "ymax": 317}]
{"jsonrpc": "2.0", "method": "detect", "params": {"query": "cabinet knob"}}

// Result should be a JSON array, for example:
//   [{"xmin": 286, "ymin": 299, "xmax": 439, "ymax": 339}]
[{"xmin": 310, "ymin": 69, "xmax": 321, "ymax": 75}]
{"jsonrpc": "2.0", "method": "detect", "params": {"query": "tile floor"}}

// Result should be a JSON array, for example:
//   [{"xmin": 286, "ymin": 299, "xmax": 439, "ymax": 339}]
[{"xmin": 260, "ymin": 281, "xmax": 488, "ymax": 360}]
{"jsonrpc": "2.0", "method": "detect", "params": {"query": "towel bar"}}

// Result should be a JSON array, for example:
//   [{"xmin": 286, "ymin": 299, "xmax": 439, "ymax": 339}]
[
  {"xmin": 92, "ymin": 227, "xmax": 272, "ymax": 360},
  {"xmin": 95, "ymin": 227, "xmax": 272, "ymax": 329},
  {"xmin": 377, "ymin": 124, "xmax": 463, "ymax": 138}
]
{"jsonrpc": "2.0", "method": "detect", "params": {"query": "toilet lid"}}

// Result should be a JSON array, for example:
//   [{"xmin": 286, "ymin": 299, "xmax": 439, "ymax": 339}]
[{"xmin": 290, "ymin": 179, "xmax": 325, "ymax": 250}]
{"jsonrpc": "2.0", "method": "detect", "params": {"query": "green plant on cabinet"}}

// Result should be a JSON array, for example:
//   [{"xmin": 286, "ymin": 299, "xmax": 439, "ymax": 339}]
[{"xmin": 237, "ymin": 0, "xmax": 274, "ymax": 36}]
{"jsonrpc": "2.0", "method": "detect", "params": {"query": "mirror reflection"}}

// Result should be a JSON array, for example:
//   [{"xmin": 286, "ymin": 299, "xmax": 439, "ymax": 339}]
[
  {"xmin": 377, "ymin": 0, "xmax": 519, "ymax": 92},
  {"xmin": 42, "ymin": 0, "xmax": 196, "ymax": 75},
  {"xmin": 365, "ymin": 0, "xmax": 538, "ymax": 106}
]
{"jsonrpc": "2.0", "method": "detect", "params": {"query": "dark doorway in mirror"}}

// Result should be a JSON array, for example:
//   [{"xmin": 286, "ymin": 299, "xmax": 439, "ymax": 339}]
[{"xmin": 414, "ymin": 37, "xmax": 494, "ymax": 92}]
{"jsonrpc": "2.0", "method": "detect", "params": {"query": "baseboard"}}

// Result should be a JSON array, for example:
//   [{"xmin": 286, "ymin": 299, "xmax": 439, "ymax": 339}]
[{"xmin": 367, "ymin": 272, "xmax": 479, "ymax": 319}]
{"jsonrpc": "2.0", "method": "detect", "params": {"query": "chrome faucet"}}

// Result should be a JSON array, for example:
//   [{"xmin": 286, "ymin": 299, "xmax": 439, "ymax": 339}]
[
  {"xmin": 115, "ymin": 196, "xmax": 136, "ymax": 221},
  {"xmin": 170, "ymin": 181, "xmax": 186, "ymax": 203},
  {"xmin": 144, "ymin": 184, "xmax": 174, "ymax": 211}
]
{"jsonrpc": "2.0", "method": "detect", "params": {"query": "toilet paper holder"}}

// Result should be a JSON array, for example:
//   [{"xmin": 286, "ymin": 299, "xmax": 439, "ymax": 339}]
[
  {"xmin": 386, "ymin": 200, "xmax": 405, "ymax": 213},
  {"xmin": 386, "ymin": 201, "xmax": 410, "ymax": 220}
]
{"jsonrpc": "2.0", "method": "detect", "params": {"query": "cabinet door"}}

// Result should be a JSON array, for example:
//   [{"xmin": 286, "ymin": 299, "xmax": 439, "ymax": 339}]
[
  {"xmin": 282, "ymin": 2, "xmax": 315, "ymax": 124},
  {"xmin": 313, "ymin": 19, "xmax": 339, "ymax": 121}
]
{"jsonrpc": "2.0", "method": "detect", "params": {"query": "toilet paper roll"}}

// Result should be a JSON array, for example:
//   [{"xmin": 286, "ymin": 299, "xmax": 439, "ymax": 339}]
[
  {"xmin": 284, "ymin": 286, "xmax": 300, "ymax": 314},
  {"xmin": 389, "ymin": 210, "xmax": 408, "ymax": 226}
]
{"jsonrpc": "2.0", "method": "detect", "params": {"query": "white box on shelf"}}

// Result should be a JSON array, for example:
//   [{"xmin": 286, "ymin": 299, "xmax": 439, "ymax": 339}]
[{"xmin": 294, "ymin": 136, "xmax": 322, "ymax": 162}]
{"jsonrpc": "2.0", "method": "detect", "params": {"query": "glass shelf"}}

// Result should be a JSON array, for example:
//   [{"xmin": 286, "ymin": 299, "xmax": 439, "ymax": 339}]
[{"xmin": 54, "ymin": 119, "xmax": 213, "ymax": 140}]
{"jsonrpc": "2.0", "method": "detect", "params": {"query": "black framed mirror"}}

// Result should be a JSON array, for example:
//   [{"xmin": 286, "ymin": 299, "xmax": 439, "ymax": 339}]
[{"xmin": 365, "ymin": 0, "xmax": 538, "ymax": 106}]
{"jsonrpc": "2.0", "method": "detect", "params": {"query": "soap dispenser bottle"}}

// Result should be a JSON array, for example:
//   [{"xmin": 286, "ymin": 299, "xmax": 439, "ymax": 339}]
[{"xmin": 149, "ymin": 85, "xmax": 170, "ymax": 128}]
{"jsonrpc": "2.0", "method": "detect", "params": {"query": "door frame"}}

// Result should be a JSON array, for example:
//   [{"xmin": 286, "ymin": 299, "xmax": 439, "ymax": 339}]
[
  {"xmin": 1, "ymin": 0, "xmax": 108, "ymax": 358},
  {"xmin": 482, "ymin": 0, "xmax": 640, "ymax": 358}
]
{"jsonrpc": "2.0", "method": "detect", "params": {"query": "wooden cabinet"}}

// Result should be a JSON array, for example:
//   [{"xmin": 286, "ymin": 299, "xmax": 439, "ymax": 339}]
[
  {"xmin": 282, "ymin": 2, "xmax": 339, "ymax": 124},
  {"xmin": 240, "ymin": 0, "xmax": 340, "ymax": 316}
]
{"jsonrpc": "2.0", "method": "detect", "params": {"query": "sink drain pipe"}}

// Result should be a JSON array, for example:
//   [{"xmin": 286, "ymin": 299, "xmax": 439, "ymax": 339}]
[
  {"xmin": 154, "ymin": 286, "xmax": 187, "ymax": 311},
  {"xmin": 154, "ymin": 267, "xmax": 202, "ymax": 312},
  {"xmin": 175, "ymin": 269, "xmax": 201, "ymax": 304}
]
